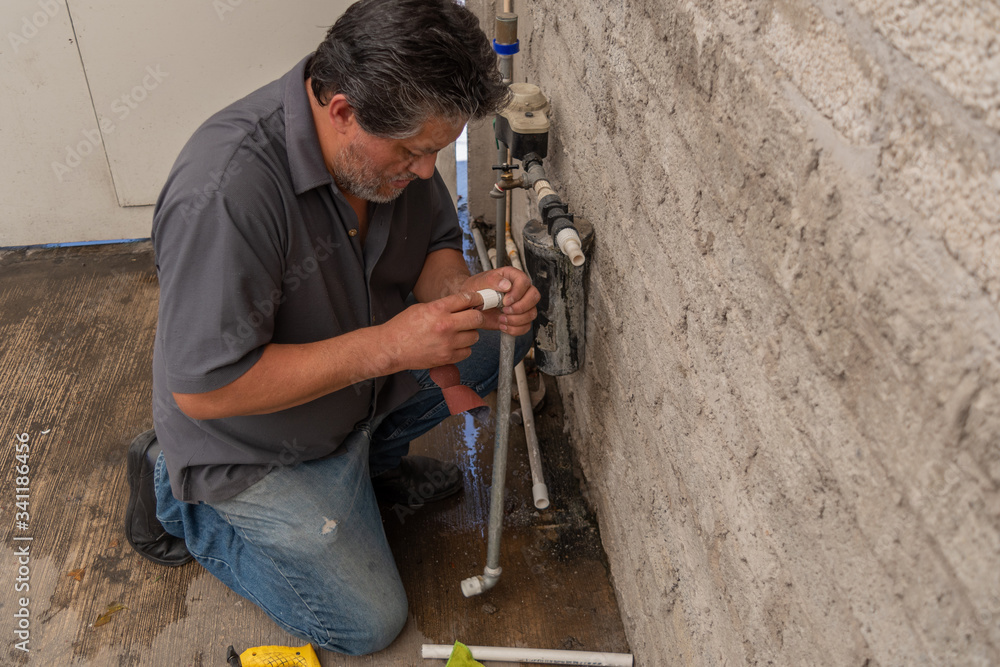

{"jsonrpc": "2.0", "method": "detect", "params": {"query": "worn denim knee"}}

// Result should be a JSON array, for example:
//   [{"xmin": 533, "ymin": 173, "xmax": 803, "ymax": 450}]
[{"xmin": 155, "ymin": 429, "xmax": 408, "ymax": 655}]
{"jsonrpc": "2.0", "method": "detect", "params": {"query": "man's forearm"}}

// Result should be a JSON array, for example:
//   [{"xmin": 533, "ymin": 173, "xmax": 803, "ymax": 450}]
[
  {"xmin": 172, "ymin": 289, "xmax": 488, "ymax": 421},
  {"xmin": 172, "ymin": 327, "xmax": 394, "ymax": 421}
]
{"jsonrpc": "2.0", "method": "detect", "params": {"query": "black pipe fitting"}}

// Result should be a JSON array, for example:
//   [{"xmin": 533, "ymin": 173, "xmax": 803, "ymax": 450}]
[
  {"xmin": 522, "ymin": 152, "xmax": 545, "ymax": 175},
  {"xmin": 540, "ymin": 199, "xmax": 575, "ymax": 239},
  {"xmin": 519, "ymin": 154, "xmax": 579, "ymax": 243}
]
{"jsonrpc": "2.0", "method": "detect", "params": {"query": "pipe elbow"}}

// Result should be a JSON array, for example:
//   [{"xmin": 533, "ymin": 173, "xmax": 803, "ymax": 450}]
[{"xmin": 461, "ymin": 566, "xmax": 502, "ymax": 597}]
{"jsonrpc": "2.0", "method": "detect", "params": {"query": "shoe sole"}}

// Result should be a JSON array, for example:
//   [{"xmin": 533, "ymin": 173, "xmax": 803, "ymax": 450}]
[{"xmin": 124, "ymin": 431, "xmax": 193, "ymax": 567}]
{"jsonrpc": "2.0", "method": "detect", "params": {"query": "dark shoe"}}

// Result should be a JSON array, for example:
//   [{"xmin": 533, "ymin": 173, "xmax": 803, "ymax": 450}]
[
  {"xmin": 372, "ymin": 456, "xmax": 463, "ymax": 509},
  {"xmin": 124, "ymin": 430, "xmax": 193, "ymax": 566}
]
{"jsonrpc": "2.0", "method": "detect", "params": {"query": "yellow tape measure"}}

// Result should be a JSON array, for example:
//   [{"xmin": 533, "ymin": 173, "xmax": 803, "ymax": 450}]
[{"xmin": 230, "ymin": 644, "xmax": 321, "ymax": 667}]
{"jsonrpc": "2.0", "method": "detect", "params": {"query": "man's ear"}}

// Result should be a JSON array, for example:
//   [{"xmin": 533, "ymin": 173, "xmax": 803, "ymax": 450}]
[{"xmin": 325, "ymin": 94, "xmax": 356, "ymax": 135}]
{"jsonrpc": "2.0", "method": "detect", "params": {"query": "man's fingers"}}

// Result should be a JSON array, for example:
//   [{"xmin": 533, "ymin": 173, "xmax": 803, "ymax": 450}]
[
  {"xmin": 474, "ymin": 267, "xmax": 518, "ymax": 294},
  {"xmin": 501, "ymin": 285, "xmax": 541, "ymax": 315},
  {"xmin": 454, "ymin": 330, "xmax": 480, "ymax": 349},
  {"xmin": 499, "ymin": 307, "xmax": 537, "ymax": 328},
  {"xmin": 439, "ymin": 290, "xmax": 484, "ymax": 313},
  {"xmin": 446, "ymin": 305, "xmax": 486, "ymax": 332}
]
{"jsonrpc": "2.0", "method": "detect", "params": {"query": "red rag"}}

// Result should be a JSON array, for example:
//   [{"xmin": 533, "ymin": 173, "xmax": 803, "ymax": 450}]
[{"xmin": 429, "ymin": 364, "xmax": 490, "ymax": 421}]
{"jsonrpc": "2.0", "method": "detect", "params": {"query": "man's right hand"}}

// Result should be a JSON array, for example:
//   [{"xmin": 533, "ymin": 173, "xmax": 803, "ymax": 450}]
[{"xmin": 375, "ymin": 291, "xmax": 487, "ymax": 373}]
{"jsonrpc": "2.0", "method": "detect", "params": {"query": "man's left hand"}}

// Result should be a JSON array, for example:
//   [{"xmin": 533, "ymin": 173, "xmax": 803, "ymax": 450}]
[{"xmin": 460, "ymin": 267, "xmax": 540, "ymax": 336}]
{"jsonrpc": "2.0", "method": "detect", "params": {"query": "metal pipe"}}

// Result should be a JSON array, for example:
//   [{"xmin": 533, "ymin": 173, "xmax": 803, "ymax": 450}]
[
  {"xmin": 471, "ymin": 227, "xmax": 493, "ymax": 286},
  {"xmin": 489, "ymin": 142, "xmax": 516, "ymax": 572},
  {"xmin": 421, "ymin": 644, "xmax": 634, "ymax": 666},
  {"xmin": 472, "ymin": 226, "xmax": 550, "ymax": 511},
  {"xmin": 498, "ymin": 56, "xmax": 513, "ymax": 85},
  {"xmin": 495, "ymin": 11, "xmax": 516, "ymax": 86},
  {"xmin": 461, "ymin": 142, "xmax": 517, "ymax": 598},
  {"xmin": 472, "ymin": 224, "xmax": 491, "ymax": 274}
]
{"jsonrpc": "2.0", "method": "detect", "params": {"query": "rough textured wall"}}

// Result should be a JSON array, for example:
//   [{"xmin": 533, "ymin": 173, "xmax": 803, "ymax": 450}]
[{"xmin": 491, "ymin": 1, "xmax": 1000, "ymax": 665}]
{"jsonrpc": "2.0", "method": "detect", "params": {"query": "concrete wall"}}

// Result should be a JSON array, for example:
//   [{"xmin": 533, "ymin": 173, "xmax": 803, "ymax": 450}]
[{"xmin": 474, "ymin": 1, "xmax": 1000, "ymax": 664}]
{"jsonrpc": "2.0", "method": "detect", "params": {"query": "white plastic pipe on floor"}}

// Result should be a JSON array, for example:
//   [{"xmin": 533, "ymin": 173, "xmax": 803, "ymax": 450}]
[
  {"xmin": 421, "ymin": 644, "xmax": 633, "ymax": 666},
  {"xmin": 472, "ymin": 226, "xmax": 549, "ymax": 510}
]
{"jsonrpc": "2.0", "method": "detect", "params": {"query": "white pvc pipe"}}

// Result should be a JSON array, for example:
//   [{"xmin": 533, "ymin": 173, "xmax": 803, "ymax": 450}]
[
  {"xmin": 505, "ymin": 229, "xmax": 523, "ymax": 271},
  {"xmin": 516, "ymin": 361, "xmax": 549, "ymax": 509},
  {"xmin": 422, "ymin": 644, "xmax": 633, "ymax": 666},
  {"xmin": 555, "ymin": 227, "xmax": 586, "ymax": 266}
]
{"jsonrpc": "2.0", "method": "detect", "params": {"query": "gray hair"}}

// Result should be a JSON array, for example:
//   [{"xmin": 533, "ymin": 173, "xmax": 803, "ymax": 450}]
[{"xmin": 309, "ymin": 0, "xmax": 510, "ymax": 139}]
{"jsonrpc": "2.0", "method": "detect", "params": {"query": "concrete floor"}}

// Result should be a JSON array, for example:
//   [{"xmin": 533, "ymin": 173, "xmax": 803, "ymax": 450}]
[{"xmin": 0, "ymin": 242, "xmax": 629, "ymax": 666}]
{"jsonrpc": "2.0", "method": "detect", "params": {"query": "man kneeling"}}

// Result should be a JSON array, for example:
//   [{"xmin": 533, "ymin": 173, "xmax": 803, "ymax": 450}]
[{"xmin": 124, "ymin": 0, "xmax": 538, "ymax": 655}]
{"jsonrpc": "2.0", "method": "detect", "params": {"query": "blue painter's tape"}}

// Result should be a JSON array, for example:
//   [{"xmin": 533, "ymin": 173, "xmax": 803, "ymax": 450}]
[
  {"xmin": 493, "ymin": 39, "xmax": 519, "ymax": 56},
  {"xmin": 1, "ymin": 238, "xmax": 150, "ymax": 251}
]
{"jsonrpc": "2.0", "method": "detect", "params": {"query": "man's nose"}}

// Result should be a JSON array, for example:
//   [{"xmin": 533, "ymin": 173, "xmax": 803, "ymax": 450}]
[{"xmin": 411, "ymin": 152, "xmax": 438, "ymax": 179}]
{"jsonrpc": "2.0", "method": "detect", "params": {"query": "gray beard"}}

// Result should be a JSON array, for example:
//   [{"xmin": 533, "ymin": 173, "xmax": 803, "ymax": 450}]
[
  {"xmin": 334, "ymin": 138, "xmax": 414, "ymax": 203},
  {"xmin": 333, "ymin": 172, "xmax": 400, "ymax": 204}
]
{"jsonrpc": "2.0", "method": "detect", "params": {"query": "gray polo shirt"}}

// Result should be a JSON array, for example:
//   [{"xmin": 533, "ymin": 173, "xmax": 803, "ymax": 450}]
[{"xmin": 151, "ymin": 55, "xmax": 462, "ymax": 503}]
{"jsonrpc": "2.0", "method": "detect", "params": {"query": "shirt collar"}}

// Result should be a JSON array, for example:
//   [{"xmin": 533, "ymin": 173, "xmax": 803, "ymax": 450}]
[{"xmin": 284, "ymin": 54, "xmax": 333, "ymax": 195}]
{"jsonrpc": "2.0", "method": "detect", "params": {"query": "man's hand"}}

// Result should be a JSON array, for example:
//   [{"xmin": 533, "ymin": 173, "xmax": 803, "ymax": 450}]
[
  {"xmin": 411, "ymin": 248, "xmax": 540, "ymax": 336},
  {"xmin": 375, "ymin": 291, "xmax": 488, "ymax": 373},
  {"xmin": 459, "ymin": 266, "xmax": 540, "ymax": 336}
]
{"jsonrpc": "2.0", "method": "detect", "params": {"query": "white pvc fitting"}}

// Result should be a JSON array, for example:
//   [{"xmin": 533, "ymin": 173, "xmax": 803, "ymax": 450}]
[
  {"xmin": 421, "ymin": 644, "xmax": 634, "ymax": 666},
  {"xmin": 555, "ymin": 228, "xmax": 586, "ymax": 266},
  {"xmin": 477, "ymin": 288, "xmax": 504, "ymax": 310},
  {"xmin": 532, "ymin": 178, "xmax": 558, "ymax": 201},
  {"xmin": 460, "ymin": 565, "xmax": 502, "ymax": 598},
  {"xmin": 459, "ymin": 576, "xmax": 484, "ymax": 598}
]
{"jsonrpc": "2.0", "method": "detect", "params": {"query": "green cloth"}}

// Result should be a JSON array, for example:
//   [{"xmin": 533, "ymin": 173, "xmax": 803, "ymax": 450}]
[{"xmin": 446, "ymin": 642, "xmax": 484, "ymax": 667}]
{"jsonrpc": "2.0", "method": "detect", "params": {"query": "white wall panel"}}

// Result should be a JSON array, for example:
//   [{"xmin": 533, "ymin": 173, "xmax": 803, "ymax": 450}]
[
  {"xmin": 0, "ymin": 0, "xmax": 150, "ymax": 246},
  {"xmin": 0, "ymin": 0, "xmax": 349, "ymax": 245},
  {"xmin": 70, "ymin": 0, "xmax": 350, "ymax": 206}
]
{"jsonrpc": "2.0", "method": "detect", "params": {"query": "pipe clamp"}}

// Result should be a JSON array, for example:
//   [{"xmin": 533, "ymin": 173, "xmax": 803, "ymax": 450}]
[{"xmin": 492, "ymin": 39, "xmax": 520, "ymax": 55}]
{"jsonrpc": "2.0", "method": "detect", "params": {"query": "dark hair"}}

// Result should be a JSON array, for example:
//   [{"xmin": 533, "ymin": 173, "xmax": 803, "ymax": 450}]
[{"xmin": 308, "ymin": 0, "xmax": 509, "ymax": 138}]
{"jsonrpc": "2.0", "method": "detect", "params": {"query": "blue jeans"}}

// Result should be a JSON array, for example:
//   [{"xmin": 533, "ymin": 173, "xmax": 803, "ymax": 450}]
[{"xmin": 154, "ymin": 329, "xmax": 531, "ymax": 655}]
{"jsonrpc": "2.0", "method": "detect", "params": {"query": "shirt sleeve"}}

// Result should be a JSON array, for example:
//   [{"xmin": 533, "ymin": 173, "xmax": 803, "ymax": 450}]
[
  {"xmin": 424, "ymin": 168, "xmax": 463, "ymax": 254},
  {"xmin": 153, "ymin": 188, "xmax": 285, "ymax": 395}
]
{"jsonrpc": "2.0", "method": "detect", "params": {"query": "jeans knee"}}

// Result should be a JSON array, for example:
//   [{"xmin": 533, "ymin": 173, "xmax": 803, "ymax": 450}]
[
  {"xmin": 513, "ymin": 328, "xmax": 533, "ymax": 363},
  {"xmin": 322, "ymin": 588, "xmax": 408, "ymax": 656}
]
